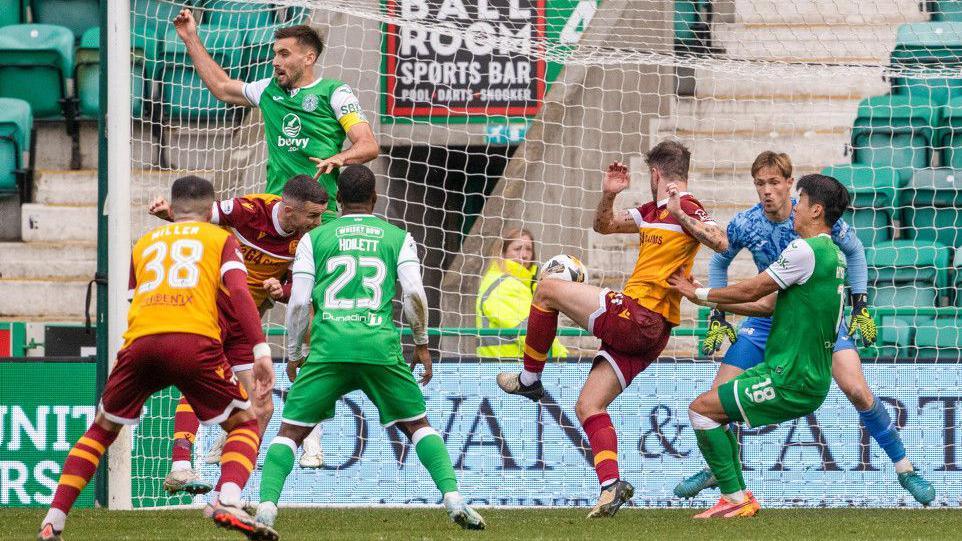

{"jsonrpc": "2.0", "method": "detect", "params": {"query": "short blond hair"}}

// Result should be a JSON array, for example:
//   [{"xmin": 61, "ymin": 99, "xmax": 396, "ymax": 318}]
[{"xmin": 751, "ymin": 151, "xmax": 793, "ymax": 179}]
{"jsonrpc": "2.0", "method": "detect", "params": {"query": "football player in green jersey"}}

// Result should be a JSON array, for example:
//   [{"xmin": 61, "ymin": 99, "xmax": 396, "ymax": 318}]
[
  {"xmin": 254, "ymin": 165, "xmax": 485, "ymax": 531},
  {"xmin": 669, "ymin": 174, "xmax": 851, "ymax": 519},
  {"xmin": 173, "ymin": 9, "xmax": 378, "ymax": 217}
]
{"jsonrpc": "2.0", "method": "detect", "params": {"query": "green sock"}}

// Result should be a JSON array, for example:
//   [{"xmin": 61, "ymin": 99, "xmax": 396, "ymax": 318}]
[
  {"xmin": 414, "ymin": 428, "xmax": 459, "ymax": 495},
  {"xmin": 725, "ymin": 427, "xmax": 746, "ymax": 491},
  {"xmin": 694, "ymin": 427, "xmax": 742, "ymax": 494},
  {"xmin": 259, "ymin": 439, "xmax": 296, "ymax": 505}
]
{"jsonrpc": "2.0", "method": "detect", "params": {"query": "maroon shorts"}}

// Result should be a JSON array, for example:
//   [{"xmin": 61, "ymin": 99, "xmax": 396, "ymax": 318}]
[
  {"xmin": 588, "ymin": 289, "xmax": 671, "ymax": 389},
  {"xmin": 220, "ymin": 314, "xmax": 255, "ymax": 372},
  {"xmin": 100, "ymin": 333, "xmax": 250, "ymax": 425}
]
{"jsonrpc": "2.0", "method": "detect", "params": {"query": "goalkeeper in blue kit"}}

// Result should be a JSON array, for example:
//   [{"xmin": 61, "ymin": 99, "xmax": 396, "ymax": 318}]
[{"xmin": 675, "ymin": 152, "xmax": 934, "ymax": 505}]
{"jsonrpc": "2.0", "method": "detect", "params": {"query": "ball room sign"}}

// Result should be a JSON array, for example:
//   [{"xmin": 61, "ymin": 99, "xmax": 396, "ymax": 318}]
[{"xmin": 383, "ymin": 0, "xmax": 547, "ymax": 119}]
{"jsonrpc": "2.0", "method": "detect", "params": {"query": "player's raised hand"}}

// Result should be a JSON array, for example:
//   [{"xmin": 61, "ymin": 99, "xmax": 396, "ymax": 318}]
[
  {"xmin": 263, "ymin": 278, "xmax": 284, "ymax": 300},
  {"xmin": 667, "ymin": 268, "xmax": 697, "ymax": 300},
  {"xmin": 602, "ymin": 161, "xmax": 630, "ymax": 195},
  {"xmin": 311, "ymin": 155, "xmax": 345, "ymax": 179},
  {"xmin": 665, "ymin": 182, "xmax": 682, "ymax": 217},
  {"xmin": 252, "ymin": 354, "xmax": 275, "ymax": 401},
  {"xmin": 409, "ymin": 344, "xmax": 433, "ymax": 385},
  {"xmin": 147, "ymin": 196, "xmax": 172, "ymax": 221},
  {"xmin": 172, "ymin": 9, "xmax": 198, "ymax": 41}
]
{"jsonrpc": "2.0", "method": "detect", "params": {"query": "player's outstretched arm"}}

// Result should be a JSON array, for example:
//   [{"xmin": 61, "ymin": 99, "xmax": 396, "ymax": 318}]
[
  {"xmin": 669, "ymin": 268, "xmax": 780, "ymax": 305},
  {"xmin": 593, "ymin": 162, "xmax": 638, "ymax": 234},
  {"xmin": 398, "ymin": 234, "xmax": 432, "ymax": 384},
  {"xmin": 665, "ymin": 183, "xmax": 728, "ymax": 252},
  {"xmin": 173, "ymin": 9, "xmax": 249, "ymax": 106}
]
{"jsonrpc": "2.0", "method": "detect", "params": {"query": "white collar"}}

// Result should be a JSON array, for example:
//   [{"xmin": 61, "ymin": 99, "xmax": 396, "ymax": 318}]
[
  {"xmin": 342, "ymin": 213, "xmax": 375, "ymax": 218},
  {"xmin": 289, "ymin": 76, "xmax": 323, "ymax": 96},
  {"xmin": 656, "ymin": 191, "xmax": 691, "ymax": 207},
  {"xmin": 271, "ymin": 202, "xmax": 293, "ymax": 237}
]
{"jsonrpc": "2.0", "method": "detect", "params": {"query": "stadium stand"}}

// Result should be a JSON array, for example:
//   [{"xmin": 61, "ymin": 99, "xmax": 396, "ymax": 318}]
[
  {"xmin": 0, "ymin": 97, "xmax": 33, "ymax": 201},
  {"xmin": 902, "ymin": 167, "xmax": 962, "ymax": 248},
  {"xmin": 822, "ymin": 164, "xmax": 899, "ymax": 246},
  {"xmin": 0, "ymin": 0, "xmax": 27, "ymax": 27},
  {"xmin": 197, "ymin": 0, "xmax": 280, "ymax": 29},
  {"xmin": 890, "ymin": 21, "xmax": 962, "ymax": 102},
  {"xmin": 849, "ymin": 94, "xmax": 940, "ymax": 183},
  {"xmin": 29, "ymin": 0, "xmax": 99, "ymax": 41}
]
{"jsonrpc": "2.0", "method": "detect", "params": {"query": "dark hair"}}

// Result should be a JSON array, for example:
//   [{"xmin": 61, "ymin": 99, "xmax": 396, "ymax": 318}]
[
  {"xmin": 797, "ymin": 174, "xmax": 850, "ymax": 226},
  {"xmin": 274, "ymin": 25, "xmax": 324, "ymax": 59},
  {"xmin": 644, "ymin": 140, "xmax": 690, "ymax": 181},
  {"xmin": 171, "ymin": 175, "xmax": 214, "ymax": 203},
  {"xmin": 337, "ymin": 165, "xmax": 376, "ymax": 205},
  {"xmin": 282, "ymin": 175, "xmax": 328, "ymax": 205}
]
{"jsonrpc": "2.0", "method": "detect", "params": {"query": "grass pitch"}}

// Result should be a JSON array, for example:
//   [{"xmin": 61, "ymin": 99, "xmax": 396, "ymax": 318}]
[{"xmin": 4, "ymin": 507, "xmax": 961, "ymax": 540}]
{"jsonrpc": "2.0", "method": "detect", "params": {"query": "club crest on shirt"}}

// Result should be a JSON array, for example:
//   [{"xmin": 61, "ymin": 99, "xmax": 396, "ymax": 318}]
[
  {"xmin": 303, "ymin": 94, "xmax": 319, "ymax": 112},
  {"xmin": 289, "ymin": 240, "xmax": 299, "ymax": 254},
  {"xmin": 659, "ymin": 209, "xmax": 669, "ymax": 220}
]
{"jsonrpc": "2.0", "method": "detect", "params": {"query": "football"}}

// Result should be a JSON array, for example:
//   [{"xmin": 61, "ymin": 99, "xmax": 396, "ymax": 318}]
[{"xmin": 539, "ymin": 254, "xmax": 588, "ymax": 283}]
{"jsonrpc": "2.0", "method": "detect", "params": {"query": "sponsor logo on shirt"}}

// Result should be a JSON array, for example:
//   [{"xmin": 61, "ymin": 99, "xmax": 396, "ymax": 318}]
[{"xmin": 279, "ymin": 113, "xmax": 310, "ymax": 151}]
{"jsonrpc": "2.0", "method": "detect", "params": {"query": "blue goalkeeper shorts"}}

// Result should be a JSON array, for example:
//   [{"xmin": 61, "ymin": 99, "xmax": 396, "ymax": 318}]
[{"xmin": 722, "ymin": 317, "xmax": 856, "ymax": 370}]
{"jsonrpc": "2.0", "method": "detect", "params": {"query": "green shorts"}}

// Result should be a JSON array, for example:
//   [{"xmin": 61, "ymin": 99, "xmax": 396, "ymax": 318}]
[
  {"xmin": 282, "ymin": 361, "xmax": 426, "ymax": 427},
  {"xmin": 718, "ymin": 366, "xmax": 827, "ymax": 428}
]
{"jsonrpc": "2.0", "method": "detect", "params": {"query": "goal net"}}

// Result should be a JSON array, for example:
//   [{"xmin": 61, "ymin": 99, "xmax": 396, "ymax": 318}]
[{"xmin": 115, "ymin": 0, "xmax": 961, "ymax": 509}]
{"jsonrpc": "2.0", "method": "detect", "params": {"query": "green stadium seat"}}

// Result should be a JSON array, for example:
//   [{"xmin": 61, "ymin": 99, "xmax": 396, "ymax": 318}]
[
  {"xmin": 199, "ymin": 1, "xmax": 279, "ymax": 29},
  {"xmin": 0, "ymin": 97, "xmax": 31, "ymax": 197},
  {"xmin": 878, "ymin": 316, "xmax": 916, "ymax": 358},
  {"xmin": 0, "ymin": 24, "xmax": 74, "ymax": 119},
  {"xmin": 242, "ymin": 26, "xmax": 280, "ymax": 81},
  {"xmin": 821, "ymin": 164, "xmax": 899, "ymax": 246},
  {"xmin": 931, "ymin": 1, "xmax": 962, "ymax": 22},
  {"xmin": 914, "ymin": 316, "xmax": 962, "ymax": 359},
  {"xmin": 850, "ymin": 94, "xmax": 940, "ymax": 183},
  {"xmin": 890, "ymin": 22, "xmax": 962, "ymax": 103},
  {"xmin": 30, "ymin": 0, "xmax": 99, "ymax": 41},
  {"xmin": 939, "ymin": 95, "xmax": 962, "ymax": 167},
  {"xmin": 158, "ymin": 27, "xmax": 244, "ymax": 121},
  {"xmin": 954, "ymin": 248, "xmax": 962, "ymax": 304},
  {"xmin": 901, "ymin": 168, "xmax": 962, "ymax": 248},
  {"xmin": 131, "ymin": 0, "xmax": 191, "ymax": 79},
  {"xmin": 675, "ymin": 0, "xmax": 711, "ymax": 54},
  {"xmin": 285, "ymin": 5, "xmax": 311, "ymax": 24},
  {"xmin": 0, "ymin": 0, "xmax": 26, "ymax": 28},
  {"xmin": 865, "ymin": 239, "xmax": 951, "ymax": 310},
  {"xmin": 73, "ymin": 28, "xmax": 147, "ymax": 119}
]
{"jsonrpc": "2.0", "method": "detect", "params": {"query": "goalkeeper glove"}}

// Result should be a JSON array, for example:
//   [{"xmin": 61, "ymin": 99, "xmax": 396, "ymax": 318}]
[
  {"xmin": 848, "ymin": 293, "xmax": 877, "ymax": 347},
  {"xmin": 702, "ymin": 309, "xmax": 737, "ymax": 355}
]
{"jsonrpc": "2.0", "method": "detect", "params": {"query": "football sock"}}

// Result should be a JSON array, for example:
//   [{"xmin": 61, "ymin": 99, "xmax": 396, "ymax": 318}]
[
  {"xmin": 259, "ymin": 437, "xmax": 297, "ymax": 505},
  {"xmin": 171, "ymin": 398, "xmax": 199, "ymax": 465},
  {"xmin": 583, "ymin": 412, "xmax": 619, "ymax": 487},
  {"xmin": 858, "ymin": 396, "xmax": 907, "ymax": 465},
  {"xmin": 689, "ymin": 409, "xmax": 743, "ymax": 496},
  {"xmin": 216, "ymin": 419, "xmax": 260, "ymax": 505},
  {"xmin": 48, "ymin": 422, "xmax": 118, "ymax": 525},
  {"xmin": 521, "ymin": 303, "xmax": 558, "ymax": 377},
  {"xmin": 412, "ymin": 427, "xmax": 459, "ymax": 495},
  {"xmin": 724, "ymin": 427, "xmax": 746, "ymax": 490}
]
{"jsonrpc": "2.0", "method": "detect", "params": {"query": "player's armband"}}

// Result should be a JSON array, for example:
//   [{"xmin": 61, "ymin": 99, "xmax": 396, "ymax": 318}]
[{"xmin": 330, "ymin": 85, "xmax": 368, "ymax": 132}]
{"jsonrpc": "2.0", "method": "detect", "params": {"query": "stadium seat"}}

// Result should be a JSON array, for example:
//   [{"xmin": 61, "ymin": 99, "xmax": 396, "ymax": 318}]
[
  {"xmin": 865, "ymin": 239, "xmax": 952, "ymax": 310},
  {"xmin": 821, "ymin": 164, "xmax": 899, "ymax": 246},
  {"xmin": 198, "ymin": 0, "xmax": 279, "ymax": 29},
  {"xmin": 878, "ymin": 316, "xmax": 916, "ymax": 358},
  {"xmin": 939, "ymin": 95, "xmax": 962, "ymax": 167},
  {"xmin": 0, "ymin": 24, "xmax": 74, "ymax": 119},
  {"xmin": 29, "ymin": 0, "xmax": 99, "ymax": 41},
  {"xmin": 674, "ymin": 0, "xmax": 711, "ymax": 54},
  {"xmin": 890, "ymin": 22, "xmax": 962, "ymax": 103},
  {"xmin": 850, "ymin": 94, "xmax": 941, "ymax": 183},
  {"xmin": 901, "ymin": 168, "xmax": 962, "ymax": 248},
  {"xmin": 157, "ymin": 27, "xmax": 245, "ymax": 121},
  {"xmin": 0, "ymin": 0, "xmax": 26, "ymax": 28},
  {"xmin": 73, "ymin": 28, "xmax": 146, "ymax": 119},
  {"xmin": 285, "ymin": 5, "xmax": 312, "ymax": 24},
  {"xmin": 914, "ymin": 317, "xmax": 962, "ymax": 359},
  {"xmin": 931, "ymin": 1, "xmax": 962, "ymax": 22},
  {"xmin": 0, "ymin": 97, "xmax": 32, "ymax": 198},
  {"xmin": 242, "ymin": 26, "xmax": 280, "ymax": 81}
]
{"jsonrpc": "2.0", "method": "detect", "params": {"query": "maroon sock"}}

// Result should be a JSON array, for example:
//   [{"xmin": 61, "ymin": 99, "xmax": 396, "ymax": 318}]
[
  {"xmin": 522, "ymin": 303, "xmax": 558, "ymax": 374},
  {"xmin": 583, "ymin": 412, "xmax": 619, "ymax": 487},
  {"xmin": 216, "ymin": 419, "xmax": 261, "ymax": 493},
  {"xmin": 51, "ymin": 423, "xmax": 117, "ymax": 514},
  {"xmin": 171, "ymin": 397, "xmax": 199, "ymax": 463}
]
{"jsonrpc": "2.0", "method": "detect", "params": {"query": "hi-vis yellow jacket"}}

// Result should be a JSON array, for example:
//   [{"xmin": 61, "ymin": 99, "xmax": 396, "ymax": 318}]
[{"xmin": 475, "ymin": 259, "xmax": 568, "ymax": 358}]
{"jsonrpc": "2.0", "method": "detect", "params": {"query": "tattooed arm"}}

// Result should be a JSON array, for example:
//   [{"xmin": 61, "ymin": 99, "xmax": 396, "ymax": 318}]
[
  {"xmin": 593, "ymin": 161, "xmax": 639, "ymax": 234},
  {"xmin": 665, "ymin": 183, "xmax": 729, "ymax": 252}
]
